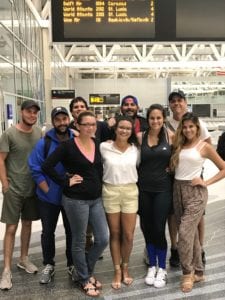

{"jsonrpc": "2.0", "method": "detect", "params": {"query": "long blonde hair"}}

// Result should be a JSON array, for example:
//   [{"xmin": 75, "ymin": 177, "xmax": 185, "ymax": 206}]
[{"xmin": 170, "ymin": 112, "xmax": 201, "ymax": 171}]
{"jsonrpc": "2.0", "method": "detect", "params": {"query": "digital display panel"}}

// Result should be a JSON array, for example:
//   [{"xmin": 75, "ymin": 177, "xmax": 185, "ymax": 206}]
[
  {"xmin": 89, "ymin": 94, "xmax": 120, "ymax": 105},
  {"xmin": 51, "ymin": 0, "xmax": 225, "ymax": 42},
  {"xmin": 192, "ymin": 104, "xmax": 211, "ymax": 117}
]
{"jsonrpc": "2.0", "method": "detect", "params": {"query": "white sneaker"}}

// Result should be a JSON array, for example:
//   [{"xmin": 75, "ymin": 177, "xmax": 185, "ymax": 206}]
[
  {"xmin": 154, "ymin": 268, "xmax": 167, "ymax": 288},
  {"xmin": 145, "ymin": 266, "xmax": 156, "ymax": 285},
  {"xmin": 0, "ymin": 270, "xmax": 12, "ymax": 290},
  {"xmin": 17, "ymin": 256, "xmax": 38, "ymax": 274}
]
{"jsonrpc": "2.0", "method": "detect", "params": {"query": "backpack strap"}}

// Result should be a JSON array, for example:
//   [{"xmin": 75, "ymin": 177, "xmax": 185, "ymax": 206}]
[
  {"xmin": 43, "ymin": 135, "xmax": 52, "ymax": 159},
  {"xmin": 165, "ymin": 120, "xmax": 176, "ymax": 133}
]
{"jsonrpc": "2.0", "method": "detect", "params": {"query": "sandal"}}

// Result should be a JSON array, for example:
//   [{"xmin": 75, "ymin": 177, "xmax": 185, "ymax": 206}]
[
  {"xmin": 77, "ymin": 281, "xmax": 100, "ymax": 297},
  {"xmin": 122, "ymin": 263, "xmax": 133, "ymax": 286},
  {"xmin": 89, "ymin": 276, "xmax": 102, "ymax": 289},
  {"xmin": 111, "ymin": 265, "xmax": 122, "ymax": 290},
  {"xmin": 181, "ymin": 274, "xmax": 194, "ymax": 293},
  {"xmin": 194, "ymin": 273, "xmax": 205, "ymax": 283}
]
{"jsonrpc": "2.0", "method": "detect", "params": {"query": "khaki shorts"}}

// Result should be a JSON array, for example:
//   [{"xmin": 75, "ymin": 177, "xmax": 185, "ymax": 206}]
[
  {"xmin": 102, "ymin": 183, "xmax": 138, "ymax": 214},
  {"xmin": 1, "ymin": 188, "xmax": 40, "ymax": 224}
]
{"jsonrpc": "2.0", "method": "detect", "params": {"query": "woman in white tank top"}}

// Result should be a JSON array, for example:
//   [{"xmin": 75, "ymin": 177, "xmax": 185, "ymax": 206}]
[{"xmin": 170, "ymin": 112, "xmax": 225, "ymax": 293}]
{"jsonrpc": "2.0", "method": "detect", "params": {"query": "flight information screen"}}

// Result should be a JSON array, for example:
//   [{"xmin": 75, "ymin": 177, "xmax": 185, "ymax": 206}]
[
  {"xmin": 89, "ymin": 94, "xmax": 120, "ymax": 105},
  {"xmin": 51, "ymin": 0, "xmax": 225, "ymax": 42},
  {"xmin": 54, "ymin": 0, "xmax": 155, "ymax": 41}
]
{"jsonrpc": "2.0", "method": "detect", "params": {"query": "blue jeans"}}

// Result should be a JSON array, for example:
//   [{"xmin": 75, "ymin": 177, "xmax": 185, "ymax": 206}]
[
  {"xmin": 62, "ymin": 195, "xmax": 108, "ymax": 284},
  {"xmin": 38, "ymin": 199, "xmax": 73, "ymax": 266}
]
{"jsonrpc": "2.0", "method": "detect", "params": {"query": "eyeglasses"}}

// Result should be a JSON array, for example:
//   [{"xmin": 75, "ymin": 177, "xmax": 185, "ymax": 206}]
[
  {"xmin": 79, "ymin": 123, "xmax": 96, "ymax": 127},
  {"xmin": 118, "ymin": 126, "xmax": 132, "ymax": 131}
]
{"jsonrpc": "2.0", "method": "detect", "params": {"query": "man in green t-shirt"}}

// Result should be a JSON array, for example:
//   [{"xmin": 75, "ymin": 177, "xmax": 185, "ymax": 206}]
[{"xmin": 0, "ymin": 100, "xmax": 42, "ymax": 290}]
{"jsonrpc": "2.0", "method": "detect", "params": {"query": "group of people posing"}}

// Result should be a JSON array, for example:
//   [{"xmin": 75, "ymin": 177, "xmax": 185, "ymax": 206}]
[{"xmin": 0, "ymin": 91, "xmax": 225, "ymax": 297}]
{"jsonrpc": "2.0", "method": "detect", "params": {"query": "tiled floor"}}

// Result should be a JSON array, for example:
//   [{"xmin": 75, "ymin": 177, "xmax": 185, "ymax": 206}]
[{"xmin": 0, "ymin": 159, "xmax": 225, "ymax": 299}]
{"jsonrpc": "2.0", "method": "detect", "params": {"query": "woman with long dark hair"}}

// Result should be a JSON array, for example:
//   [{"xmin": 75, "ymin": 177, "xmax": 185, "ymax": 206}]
[
  {"xmin": 100, "ymin": 115, "xmax": 139, "ymax": 289},
  {"xmin": 137, "ymin": 104, "xmax": 174, "ymax": 288}
]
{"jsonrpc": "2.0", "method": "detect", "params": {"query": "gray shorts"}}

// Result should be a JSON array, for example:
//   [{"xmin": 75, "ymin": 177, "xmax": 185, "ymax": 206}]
[{"xmin": 1, "ymin": 188, "xmax": 40, "ymax": 224}]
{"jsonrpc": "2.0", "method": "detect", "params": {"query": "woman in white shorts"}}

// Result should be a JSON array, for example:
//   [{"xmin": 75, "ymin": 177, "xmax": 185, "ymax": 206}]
[{"xmin": 100, "ymin": 115, "xmax": 139, "ymax": 290}]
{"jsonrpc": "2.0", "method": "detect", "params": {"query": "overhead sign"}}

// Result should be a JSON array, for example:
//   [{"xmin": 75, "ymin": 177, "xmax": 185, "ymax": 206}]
[
  {"xmin": 51, "ymin": 90, "xmax": 75, "ymax": 99},
  {"xmin": 52, "ymin": 0, "xmax": 225, "ymax": 42},
  {"xmin": 89, "ymin": 94, "xmax": 120, "ymax": 105}
]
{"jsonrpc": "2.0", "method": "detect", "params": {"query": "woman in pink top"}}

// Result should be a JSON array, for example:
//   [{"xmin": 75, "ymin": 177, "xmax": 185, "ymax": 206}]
[
  {"xmin": 42, "ymin": 111, "xmax": 108, "ymax": 297},
  {"xmin": 170, "ymin": 112, "xmax": 225, "ymax": 293}
]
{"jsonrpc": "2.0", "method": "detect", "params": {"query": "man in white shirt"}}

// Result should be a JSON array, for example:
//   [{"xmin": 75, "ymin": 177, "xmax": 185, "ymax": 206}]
[{"xmin": 166, "ymin": 90, "xmax": 211, "ymax": 268}]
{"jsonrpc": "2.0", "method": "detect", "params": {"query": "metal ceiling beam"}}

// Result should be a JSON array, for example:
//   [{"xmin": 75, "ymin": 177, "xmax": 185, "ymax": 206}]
[
  {"xmin": 41, "ymin": 0, "xmax": 50, "ymax": 20},
  {"xmin": 29, "ymin": 3, "xmax": 225, "ymax": 77},
  {"xmin": 210, "ymin": 44, "xmax": 222, "ymax": 61},
  {"xmin": 65, "ymin": 45, "xmax": 77, "ymax": 61}
]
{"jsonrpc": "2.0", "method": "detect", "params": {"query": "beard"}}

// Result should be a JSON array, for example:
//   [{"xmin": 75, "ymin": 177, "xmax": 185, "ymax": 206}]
[
  {"xmin": 123, "ymin": 110, "xmax": 137, "ymax": 118},
  {"xmin": 54, "ymin": 125, "xmax": 69, "ymax": 135},
  {"xmin": 21, "ymin": 117, "xmax": 37, "ymax": 127}
]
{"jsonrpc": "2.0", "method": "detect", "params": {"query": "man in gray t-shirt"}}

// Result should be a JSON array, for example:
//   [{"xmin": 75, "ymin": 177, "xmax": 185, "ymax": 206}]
[{"xmin": 0, "ymin": 100, "xmax": 41, "ymax": 291}]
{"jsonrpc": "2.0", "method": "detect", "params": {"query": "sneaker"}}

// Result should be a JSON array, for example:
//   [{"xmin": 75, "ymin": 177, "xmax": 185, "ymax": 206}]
[
  {"xmin": 154, "ymin": 268, "xmax": 167, "ymax": 288},
  {"xmin": 145, "ymin": 266, "xmax": 156, "ymax": 285},
  {"xmin": 143, "ymin": 248, "xmax": 150, "ymax": 266},
  {"xmin": 67, "ymin": 265, "xmax": 74, "ymax": 276},
  {"xmin": 0, "ymin": 271, "xmax": 12, "ymax": 290},
  {"xmin": 39, "ymin": 264, "xmax": 55, "ymax": 284},
  {"xmin": 17, "ymin": 256, "xmax": 38, "ymax": 274},
  {"xmin": 169, "ymin": 248, "xmax": 180, "ymax": 268},
  {"xmin": 202, "ymin": 250, "xmax": 206, "ymax": 266}
]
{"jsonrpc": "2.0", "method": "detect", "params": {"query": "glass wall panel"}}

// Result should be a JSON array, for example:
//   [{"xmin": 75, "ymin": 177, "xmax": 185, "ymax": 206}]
[
  {"xmin": 0, "ymin": 0, "xmax": 45, "ymax": 129},
  {"xmin": 51, "ymin": 47, "xmax": 67, "ymax": 88},
  {"xmin": 0, "ymin": 0, "xmax": 12, "ymax": 21},
  {"xmin": 0, "ymin": 25, "xmax": 14, "ymax": 62},
  {"xmin": 0, "ymin": 57, "xmax": 15, "ymax": 94}
]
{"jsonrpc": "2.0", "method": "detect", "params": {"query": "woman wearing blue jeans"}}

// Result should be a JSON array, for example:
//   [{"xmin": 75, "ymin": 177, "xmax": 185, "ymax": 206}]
[{"xmin": 42, "ymin": 111, "xmax": 108, "ymax": 297}]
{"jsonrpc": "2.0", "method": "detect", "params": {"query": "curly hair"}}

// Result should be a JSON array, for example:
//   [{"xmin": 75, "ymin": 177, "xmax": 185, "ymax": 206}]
[{"xmin": 170, "ymin": 112, "xmax": 201, "ymax": 171}]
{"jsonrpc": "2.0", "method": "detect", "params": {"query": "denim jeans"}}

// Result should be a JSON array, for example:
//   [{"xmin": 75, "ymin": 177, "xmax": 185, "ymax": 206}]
[
  {"xmin": 38, "ymin": 199, "xmax": 73, "ymax": 267},
  {"xmin": 62, "ymin": 195, "xmax": 109, "ymax": 284}
]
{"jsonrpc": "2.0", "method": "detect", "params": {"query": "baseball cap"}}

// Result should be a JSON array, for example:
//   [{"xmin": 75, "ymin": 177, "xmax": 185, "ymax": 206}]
[
  {"xmin": 51, "ymin": 106, "xmax": 69, "ymax": 120},
  {"xmin": 121, "ymin": 95, "xmax": 139, "ymax": 106},
  {"xmin": 21, "ymin": 100, "xmax": 40, "ymax": 111},
  {"xmin": 168, "ymin": 90, "xmax": 186, "ymax": 101}
]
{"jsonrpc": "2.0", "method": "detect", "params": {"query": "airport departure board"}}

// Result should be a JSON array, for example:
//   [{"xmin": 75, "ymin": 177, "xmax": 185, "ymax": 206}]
[
  {"xmin": 89, "ymin": 94, "xmax": 120, "ymax": 105},
  {"xmin": 51, "ymin": 0, "xmax": 225, "ymax": 42}
]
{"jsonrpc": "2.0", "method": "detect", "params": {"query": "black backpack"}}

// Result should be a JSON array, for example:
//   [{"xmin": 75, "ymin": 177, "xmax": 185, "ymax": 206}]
[
  {"xmin": 216, "ymin": 132, "xmax": 225, "ymax": 160},
  {"xmin": 43, "ymin": 135, "xmax": 52, "ymax": 159}
]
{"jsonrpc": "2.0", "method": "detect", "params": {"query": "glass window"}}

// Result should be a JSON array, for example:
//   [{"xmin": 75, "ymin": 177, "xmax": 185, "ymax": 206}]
[{"xmin": 0, "ymin": 57, "xmax": 15, "ymax": 94}]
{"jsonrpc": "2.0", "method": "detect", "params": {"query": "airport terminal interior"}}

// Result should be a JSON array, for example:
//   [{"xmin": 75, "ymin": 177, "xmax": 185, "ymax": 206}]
[{"xmin": 0, "ymin": 0, "xmax": 225, "ymax": 299}]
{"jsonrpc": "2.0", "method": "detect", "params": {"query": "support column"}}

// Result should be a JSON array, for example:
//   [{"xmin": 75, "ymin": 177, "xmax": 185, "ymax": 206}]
[{"xmin": 42, "ymin": 28, "xmax": 52, "ymax": 124}]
